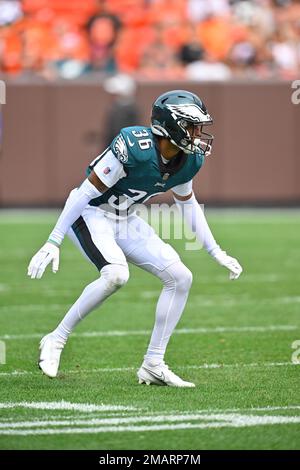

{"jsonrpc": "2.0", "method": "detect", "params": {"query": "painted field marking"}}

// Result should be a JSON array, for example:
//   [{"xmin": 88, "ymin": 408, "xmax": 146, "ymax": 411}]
[
  {"xmin": 1, "ymin": 401, "xmax": 300, "ymax": 435},
  {"xmin": 0, "ymin": 361, "xmax": 298, "ymax": 378},
  {"xmin": 0, "ymin": 401, "xmax": 137, "ymax": 412},
  {"xmin": 1, "ymin": 414, "xmax": 300, "ymax": 435},
  {"xmin": 1, "ymin": 324, "xmax": 298, "ymax": 341},
  {"xmin": 1, "ymin": 401, "xmax": 300, "ymax": 415},
  {"xmin": 2, "ymin": 295, "xmax": 300, "ymax": 313}
]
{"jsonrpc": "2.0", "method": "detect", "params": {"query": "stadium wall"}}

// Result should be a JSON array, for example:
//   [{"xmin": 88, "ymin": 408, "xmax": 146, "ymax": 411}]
[{"xmin": 0, "ymin": 80, "xmax": 299, "ymax": 206}]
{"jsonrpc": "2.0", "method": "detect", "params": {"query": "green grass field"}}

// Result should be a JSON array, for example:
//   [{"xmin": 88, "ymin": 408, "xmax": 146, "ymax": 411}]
[{"xmin": 0, "ymin": 209, "xmax": 299, "ymax": 450}]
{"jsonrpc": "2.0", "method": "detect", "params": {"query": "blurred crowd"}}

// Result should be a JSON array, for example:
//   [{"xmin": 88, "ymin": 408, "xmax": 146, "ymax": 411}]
[{"xmin": 0, "ymin": 0, "xmax": 300, "ymax": 81}]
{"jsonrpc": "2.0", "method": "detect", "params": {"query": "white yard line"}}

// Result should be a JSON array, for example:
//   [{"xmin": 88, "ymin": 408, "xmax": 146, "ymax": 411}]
[
  {"xmin": 3, "ymin": 411, "xmax": 300, "ymax": 430},
  {"xmin": 0, "ymin": 361, "xmax": 298, "ymax": 378},
  {"xmin": 2, "ymin": 296, "xmax": 300, "ymax": 315},
  {"xmin": 0, "ymin": 401, "xmax": 137, "ymax": 412},
  {"xmin": 0, "ymin": 413, "xmax": 237, "ymax": 429},
  {"xmin": 0, "ymin": 371, "xmax": 31, "ymax": 377},
  {"xmin": 0, "ymin": 284, "xmax": 10, "ymax": 292},
  {"xmin": 1, "ymin": 324, "xmax": 298, "ymax": 341},
  {"xmin": 1, "ymin": 402, "xmax": 300, "ymax": 436},
  {"xmin": 0, "ymin": 275, "xmax": 293, "ymax": 294},
  {"xmin": 1, "ymin": 402, "xmax": 300, "ymax": 416},
  {"xmin": 0, "ymin": 304, "xmax": 69, "ymax": 314},
  {"xmin": 56, "ymin": 361, "xmax": 300, "ymax": 373},
  {"xmin": 1, "ymin": 414, "xmax": 300, "ymax": 435},
  {"xmin": 1, "ymin": 208, "xmax": 299, "ymax": 224},
  {"xmin": 279, "ymin": 297, "xmax": 300, "ymax": 304}
]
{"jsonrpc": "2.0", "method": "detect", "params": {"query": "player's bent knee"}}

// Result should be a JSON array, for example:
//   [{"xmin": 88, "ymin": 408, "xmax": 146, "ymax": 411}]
[
  {"xmin": 178, "ymin": 266, "xmax": 193, "ymax": 292},
  {"xmin": 167, "ymin": 262, "xmax": 193, "ymax": 292},
  {"xmin": 101, "ymin": 264, "xmax": 129, "ymax": 289}
]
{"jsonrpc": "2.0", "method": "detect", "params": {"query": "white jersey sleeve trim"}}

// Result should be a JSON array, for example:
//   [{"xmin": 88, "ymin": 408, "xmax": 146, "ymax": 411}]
[
  {"xmin": 171, "ymin": 180, "xmax": 193, "ymax": 197},
  {"xmin": 93, "ymin": 149, "xmax": 126, "ymax": 188}
]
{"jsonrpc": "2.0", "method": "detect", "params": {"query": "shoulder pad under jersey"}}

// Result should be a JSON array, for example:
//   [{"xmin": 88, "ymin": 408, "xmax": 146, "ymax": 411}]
[{"xmin": 111, "ymin": 127, "xmax": 154, "ymax": 167}]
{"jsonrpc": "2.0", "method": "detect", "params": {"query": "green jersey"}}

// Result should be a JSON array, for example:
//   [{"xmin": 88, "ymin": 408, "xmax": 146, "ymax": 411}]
[{"xmin": 86, "ymin": 126, "xmax": 205, "ymax": 217}]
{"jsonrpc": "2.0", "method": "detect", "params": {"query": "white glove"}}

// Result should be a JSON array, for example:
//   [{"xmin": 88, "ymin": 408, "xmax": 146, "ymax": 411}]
[
  {"xmin": 27, "ymin": 242, "xmax": 60, "ymax": 279},
  {"xmin": 211, "ymin": 249, "xmax": 243, "ymax": 280}
]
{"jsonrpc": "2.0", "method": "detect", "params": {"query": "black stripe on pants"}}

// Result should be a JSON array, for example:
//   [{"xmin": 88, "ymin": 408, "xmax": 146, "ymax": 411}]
[{"xmin": 72, "ymin": 216, "xmax": 110, "ymax": 271}]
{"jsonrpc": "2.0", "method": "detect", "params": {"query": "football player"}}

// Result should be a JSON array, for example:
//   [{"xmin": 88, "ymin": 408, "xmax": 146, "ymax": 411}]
[{"xmin": 28, "ymin": 90, "xmax": 242, "ymax": 387}]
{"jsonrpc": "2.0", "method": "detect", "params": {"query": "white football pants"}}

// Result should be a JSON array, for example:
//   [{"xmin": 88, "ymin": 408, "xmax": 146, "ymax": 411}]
[{"xmin": 53, "ymin": 206, "xmax": 193, "ymax": 363}]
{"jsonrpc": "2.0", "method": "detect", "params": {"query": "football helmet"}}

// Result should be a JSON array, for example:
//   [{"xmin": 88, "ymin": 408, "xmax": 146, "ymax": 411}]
[{"xmin": 151, "ymin": 90, "xmax": 213, "ymax": 156}]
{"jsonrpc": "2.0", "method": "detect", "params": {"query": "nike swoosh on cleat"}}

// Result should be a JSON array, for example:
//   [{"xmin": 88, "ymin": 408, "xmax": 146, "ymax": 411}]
[{"xmin": 143, "ymin": 367, "xmax": 165, "ymax": 382}]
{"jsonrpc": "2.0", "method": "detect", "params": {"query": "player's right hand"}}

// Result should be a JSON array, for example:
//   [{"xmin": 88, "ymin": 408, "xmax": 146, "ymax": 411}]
[{"xmin": 27, "ymin": 242, "xmax": 60, "ymax": 279}]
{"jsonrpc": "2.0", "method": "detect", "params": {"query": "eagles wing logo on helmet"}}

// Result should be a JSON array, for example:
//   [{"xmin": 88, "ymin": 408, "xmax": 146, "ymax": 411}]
[
  {"xmin": 166, "ymin": 103, "xmax": 211, "ymax": 123},
  {"xmin": 113, "ymin": 134, "xmax": 128, "ymax": 163}
]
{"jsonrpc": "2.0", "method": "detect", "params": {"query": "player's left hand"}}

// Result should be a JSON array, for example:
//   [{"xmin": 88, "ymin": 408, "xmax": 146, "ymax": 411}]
[{"xmin": 211, "ymin": 249, "xmax": 243, "ymax": 280}]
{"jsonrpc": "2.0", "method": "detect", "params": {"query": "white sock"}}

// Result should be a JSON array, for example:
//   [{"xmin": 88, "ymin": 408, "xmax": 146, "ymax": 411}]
[
  {"xmin": 52, "ymin": 264, "xmax": 129, "ymax": 342},
  {"xmin": 144, "ymin": 261, "xmax": 193, "ymax": 364}
]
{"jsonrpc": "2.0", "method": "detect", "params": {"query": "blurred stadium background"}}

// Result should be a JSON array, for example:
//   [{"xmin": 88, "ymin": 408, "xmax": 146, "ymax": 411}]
[
  {"xmin": 0, "ymin": 0, "xmax": 300, "ymax": 451},
  {"xmin": 0, "ymin": 0, "xmax": 300, "ymax": 206}
]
